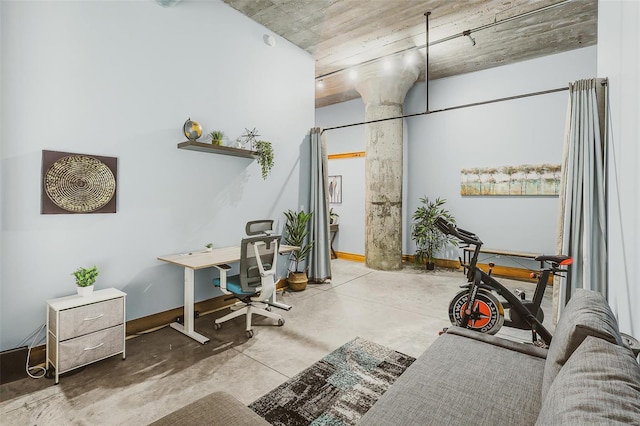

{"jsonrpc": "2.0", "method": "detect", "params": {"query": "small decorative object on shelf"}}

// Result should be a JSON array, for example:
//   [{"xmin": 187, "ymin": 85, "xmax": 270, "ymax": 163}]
[
  {"xmin": 72, "ymin": 265, "xmax": 99, "ymax": 296},
  {"xmin": 183, "ymin": 118, "xmax": 203, "ymax": 141},
  {"xmin": 208, "ymin": 130, "xmax": 225, "ymax": 146},
  {"xmin": 239, "ymin": 127, "xmax": 260, "ymax": 148},
  {"xmin": 205, "ymin": 243, "xmax": 213, "ymax": 252}
]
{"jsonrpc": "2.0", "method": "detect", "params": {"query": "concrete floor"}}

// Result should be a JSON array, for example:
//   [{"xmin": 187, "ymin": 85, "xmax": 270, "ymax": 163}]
[{"xmin": 0, "ymin": 259, "xmax": 552, "ymax": 425}]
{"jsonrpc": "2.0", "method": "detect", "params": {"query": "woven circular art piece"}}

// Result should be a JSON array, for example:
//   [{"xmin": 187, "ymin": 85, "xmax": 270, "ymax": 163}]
[{"xmin": 44, "ymin": 155, "xmax": 116, "ymax": 213}]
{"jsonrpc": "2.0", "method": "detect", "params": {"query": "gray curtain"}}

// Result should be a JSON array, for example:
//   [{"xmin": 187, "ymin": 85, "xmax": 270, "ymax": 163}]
[
  {"xmin": 554, "ymin": 79, "xmax": 607, "ymax": 322},
  {"xmin": 308, "ymin": 127, "xmax": 332, "ymax": 283}
]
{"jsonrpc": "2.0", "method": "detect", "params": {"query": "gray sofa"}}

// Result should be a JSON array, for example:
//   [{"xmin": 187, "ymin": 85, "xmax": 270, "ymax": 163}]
[
  {"xmin": 151, "ymin": 289, "xmax": 640, "ymax": 425},
  {"xmin": 361, "ymin": 288, "xmax": 640, "ymax": 425}
]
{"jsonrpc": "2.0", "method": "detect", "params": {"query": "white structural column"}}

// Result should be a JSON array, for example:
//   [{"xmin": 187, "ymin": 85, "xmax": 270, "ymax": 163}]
[{"xmin": 355, "ymin": 58, "xmax": 419, "ymax": 270}]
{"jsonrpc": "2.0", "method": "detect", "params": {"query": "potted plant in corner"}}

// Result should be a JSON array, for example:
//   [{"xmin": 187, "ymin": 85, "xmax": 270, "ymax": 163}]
[
  {"xmin": 72, "ymin": 265, "xmax": 99, "ymax": 296},
  {"xmin": 254, "ymin": 140, "xmax": 274, "ymax": 180},
  {"xmin": 283, "ymin": 209, "xmax": 314, "ymax": 291},
  {"xmin": 411, "ymin": 197, "xmax": 457, "ymax": 271}
]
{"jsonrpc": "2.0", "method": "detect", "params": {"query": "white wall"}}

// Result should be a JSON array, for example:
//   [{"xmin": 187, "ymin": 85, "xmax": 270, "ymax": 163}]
[
  {"xmin": 317, "ymin": 47, "xmax": 596, "ymax": 264},
  {"xmin": 0, "ymin": 0, "xmax": 314, "ymax": 351},
  {"xmin": 598, "ymin": 0, "xmax": 639, "ymax": 336}
]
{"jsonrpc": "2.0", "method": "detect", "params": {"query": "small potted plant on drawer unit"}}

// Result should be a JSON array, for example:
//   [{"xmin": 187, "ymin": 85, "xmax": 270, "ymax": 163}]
[
  {"xmin": 72, "ymin": 265, "xmax": 99, "ymax": 296},
  {"xmin": 205, "ymin": 243, "xmax": 213, "ymax": 252}
]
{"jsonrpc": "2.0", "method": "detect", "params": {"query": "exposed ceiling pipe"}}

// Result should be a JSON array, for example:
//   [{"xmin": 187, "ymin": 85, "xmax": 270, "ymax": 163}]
[
  {"xmin": 424, "ymin": 12, "xmax": 431, "ymax": 113},
  {"xmin": 315, "ymin": 0, "xmax": 574, "ymax": 81}
]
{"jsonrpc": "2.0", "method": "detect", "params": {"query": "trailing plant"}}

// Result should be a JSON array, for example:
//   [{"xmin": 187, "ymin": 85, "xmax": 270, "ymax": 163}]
[
  {"xmin": 283, "ymin": 209, "xmax": 314, "ymax": 272},
  {"xmin": 71, "ymin": 265, "xmax": 99, "ymax": 287},
  {"xmin": 254, "ymin": 140, "xmax": 274, "ymax": 180},
  {"xmin": 411, "ymin": 197, "xmax": 457, "ymax": 269}
]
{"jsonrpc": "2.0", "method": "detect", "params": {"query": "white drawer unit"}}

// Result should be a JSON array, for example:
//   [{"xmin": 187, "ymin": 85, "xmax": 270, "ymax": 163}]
[{"xmin": 46, "ymin": 288, "xmax": 126, "ymax": 384}]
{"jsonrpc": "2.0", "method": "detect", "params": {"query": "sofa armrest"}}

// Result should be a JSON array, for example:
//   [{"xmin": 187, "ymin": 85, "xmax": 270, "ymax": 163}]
[
  {"xmin": 149, "ymin": 391, "xmax": 269, "ymax": 426},
  {"xmin": 446, "ymin": 326, "xmax": 548, "ymax": 359}
]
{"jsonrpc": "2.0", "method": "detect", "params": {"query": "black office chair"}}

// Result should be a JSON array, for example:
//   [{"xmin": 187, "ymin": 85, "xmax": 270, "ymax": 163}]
[{"xmin": 212, "ymin": 233, "xmax": 285, "ymax": 338}]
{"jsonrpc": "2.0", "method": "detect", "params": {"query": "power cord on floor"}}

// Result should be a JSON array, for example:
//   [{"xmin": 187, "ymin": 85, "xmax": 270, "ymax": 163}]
[{"xmin": 26, "ymin": 323, "xmax": 47, "ymax": 379}]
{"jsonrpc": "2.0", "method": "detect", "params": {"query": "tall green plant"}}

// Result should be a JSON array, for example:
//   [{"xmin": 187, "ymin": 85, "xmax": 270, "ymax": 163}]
[
  {"xmin": 411, "ymin": 197, "xmax": 457, "ymax": 268},
  {"xmin": 283, "ymin": 209, "xmax": 314, "ymax": 272}
]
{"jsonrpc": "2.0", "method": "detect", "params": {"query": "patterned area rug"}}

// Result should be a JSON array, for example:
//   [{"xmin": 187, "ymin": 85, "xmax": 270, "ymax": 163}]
[{"xmin": 249, "ymin": 337, "xmax": 415, "ymax": 426}]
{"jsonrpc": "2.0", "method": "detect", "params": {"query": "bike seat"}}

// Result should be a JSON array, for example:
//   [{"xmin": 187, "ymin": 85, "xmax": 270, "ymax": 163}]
[{"xmin": 535, "ymin": 254, "xmax": 572, "ymax": 265}]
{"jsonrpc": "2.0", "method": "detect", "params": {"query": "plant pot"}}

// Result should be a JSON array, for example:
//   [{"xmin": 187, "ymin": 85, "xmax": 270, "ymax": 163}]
[
  {"xmin": 77, "ymin": 285, "xmax": 94, "ymax": 297},
  {"xmin": 426, "ymin": 262, "xmax": 436, "ymax": 271},
  {"xmin": 212, "ymin": 139, "xmax": 223, "ymax": 146},
  {"xmin": 287, "ymin": 271, "xmax": 308, "ymax": 291}
]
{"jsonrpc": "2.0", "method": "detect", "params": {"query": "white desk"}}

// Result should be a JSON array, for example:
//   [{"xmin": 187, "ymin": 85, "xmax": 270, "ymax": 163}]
[{"xmin": 158, "ymin": 244, "xmax": 297, "ymax": 344}]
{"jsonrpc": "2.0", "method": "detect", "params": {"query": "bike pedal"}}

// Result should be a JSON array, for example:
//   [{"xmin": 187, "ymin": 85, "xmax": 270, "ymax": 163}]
[
  {"xmin": 439, "ymin": 328, "xmax": 448, "ymax": 336},
  {"xmin": 514, "ymin": 288, "xmax": 526, "ymax": 300}
]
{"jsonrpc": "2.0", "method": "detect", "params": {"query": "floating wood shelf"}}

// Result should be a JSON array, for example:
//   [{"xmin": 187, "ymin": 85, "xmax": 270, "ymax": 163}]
[{"xmin": 177, "ymin": 141, "xmax": 257, "ymax": 159}]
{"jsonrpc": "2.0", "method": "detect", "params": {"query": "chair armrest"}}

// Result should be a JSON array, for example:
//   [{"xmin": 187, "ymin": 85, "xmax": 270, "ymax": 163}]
[{"xmin": 213, "ymin": 264, "xmax": 232, "ymax": 293}]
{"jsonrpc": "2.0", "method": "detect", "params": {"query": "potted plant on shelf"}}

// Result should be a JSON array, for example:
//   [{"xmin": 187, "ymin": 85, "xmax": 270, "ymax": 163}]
[
  {"xmin": 411, "ymin": 197, "xmax": 457, "ymax": 271},
  {"xmin": 329, "ymin": 208, "xmax": 339, "ymax": 225},
  {"xmin": 254, "ymin": 140, "xmax": 274, "ymax": 180},
  {"xmin": 208, "ymin": 130, "xmax": 225, "ymax": 145},
  {"xmin": 283, "ymin": 209, "xmax": 314, "ymax": 291},
  {"xmin": 205, "ymin": 243, "xmax": 213, "ymax": 252},
  {"xmin": 72, "ymin": 265, "xmax": 99, "ymax": 296}
]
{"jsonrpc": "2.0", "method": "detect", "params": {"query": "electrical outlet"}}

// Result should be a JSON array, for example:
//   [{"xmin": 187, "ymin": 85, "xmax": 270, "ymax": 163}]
[{"xmin": 175, "ymin": 311, "xmax": 198, "ymax": 325}]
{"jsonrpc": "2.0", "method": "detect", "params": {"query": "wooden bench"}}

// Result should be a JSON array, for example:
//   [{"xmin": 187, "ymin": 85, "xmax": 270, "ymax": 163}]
[{"xmin": 463, "ymin": 247, "xmax": 543, "ymax": 269}]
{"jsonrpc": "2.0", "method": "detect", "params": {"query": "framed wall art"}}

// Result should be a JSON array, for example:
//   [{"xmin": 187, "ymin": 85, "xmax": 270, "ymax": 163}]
[
  {"xmin": 328, "ymin": 175, "xmax": 342, "ymax": 204},
  {"xmin": 41, "ymin": 150, "xmax": 118, "ymax": 214},
  {"xmin": 460, "ymin": 163, "xmax": 561, "ymax": 197}
]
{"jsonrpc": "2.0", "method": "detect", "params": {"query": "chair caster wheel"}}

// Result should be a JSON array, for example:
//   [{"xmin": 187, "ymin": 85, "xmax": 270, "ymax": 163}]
[
  {"xmin": 278, "ymin": 318, "xmax": 285, "ymax": 326},
  {"xmin": 214, "ymin": 323, "xmax": 221, "ymax": 330},
  {"xmin": 265, "ymin": 306, "xmax": 272, "ymax": 312},
  {"xmin": 246, "ymin": 330, "xmax": 254, "ymax": 338}
]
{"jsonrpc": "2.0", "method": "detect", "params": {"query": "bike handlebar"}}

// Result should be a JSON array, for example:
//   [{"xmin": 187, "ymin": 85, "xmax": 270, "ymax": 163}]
[{"xmin": 435, "ymin": 217, "xmax": 483, "ymax": 246}]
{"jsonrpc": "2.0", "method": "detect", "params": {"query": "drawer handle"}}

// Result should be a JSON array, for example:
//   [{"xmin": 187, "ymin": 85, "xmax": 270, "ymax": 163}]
[
  {"xmin": 83, "ymin": 314, "xmax": 104, "ymax": 321},
  {"xmin": 84, "ymin": 343, "xmax": 104, "ymax": 351}
]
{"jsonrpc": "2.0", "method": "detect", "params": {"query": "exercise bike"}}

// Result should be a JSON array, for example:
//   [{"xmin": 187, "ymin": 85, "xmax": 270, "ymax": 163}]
[{"xmin": 436, "ymin": 217, "xmax": 572, "ymax": 347}]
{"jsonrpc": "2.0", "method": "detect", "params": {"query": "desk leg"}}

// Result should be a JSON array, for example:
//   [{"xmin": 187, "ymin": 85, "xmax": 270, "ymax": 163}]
[
  {"xmin": 269, "ymin": 290, "xmax": 292, "ymax": 311},
  {"xmin": 169, "ymin": 268, "xmax": 209, "ymax": 344}
]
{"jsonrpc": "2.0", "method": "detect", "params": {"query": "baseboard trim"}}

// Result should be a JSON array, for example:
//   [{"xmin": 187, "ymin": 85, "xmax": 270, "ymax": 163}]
[
  {"xmin": 335, "ymin": 251, "xmax": 365, "ymax": 262},
  {"xmin": 344, "ymin": 252, "xmax": 541, "ymax": 283}
]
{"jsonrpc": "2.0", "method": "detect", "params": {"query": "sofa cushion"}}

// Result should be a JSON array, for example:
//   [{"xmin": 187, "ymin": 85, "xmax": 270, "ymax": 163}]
[
  {"xmin": 149, "ymin": 391, "xmax": 270, "ymax": 426},
  {"xmin": 542, "ymin": 288, "xmax": 623, "ymax": 400},
  {"xmin": 358, "ymin": 331, "xmax": 546, "ymax": 425},
  {"xmin": 536, "ymin": 336, "xmax": 640, "ymax": 425}
]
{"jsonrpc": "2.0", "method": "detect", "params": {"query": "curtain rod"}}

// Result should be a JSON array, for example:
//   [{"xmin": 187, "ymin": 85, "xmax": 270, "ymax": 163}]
[{"xmin": 322, "ymin": 86, "xmax": 569, "ymax": 132}]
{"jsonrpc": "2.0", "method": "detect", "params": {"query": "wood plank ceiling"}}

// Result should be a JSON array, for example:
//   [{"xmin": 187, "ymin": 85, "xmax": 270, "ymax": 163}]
[{"xmin": 224, "ymin": 0, "xmax": 597, "ymax": 108}]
